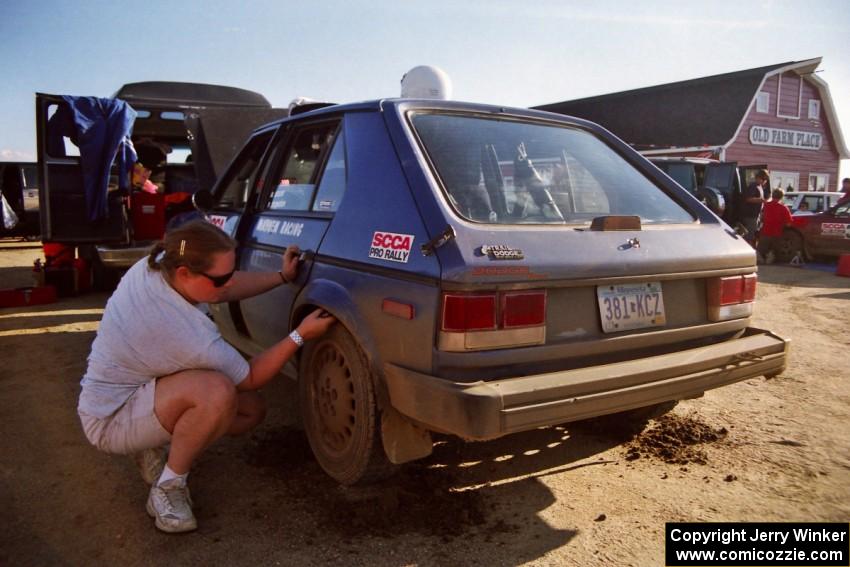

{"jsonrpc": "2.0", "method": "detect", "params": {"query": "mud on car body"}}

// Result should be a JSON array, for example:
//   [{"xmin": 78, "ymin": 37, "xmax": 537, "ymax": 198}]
[{"xmin": 195, "ymin": 99, "xmax": 788, "ymax": 485}]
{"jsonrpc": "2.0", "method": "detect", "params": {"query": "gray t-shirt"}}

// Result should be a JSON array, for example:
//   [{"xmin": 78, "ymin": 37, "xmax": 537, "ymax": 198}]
[{"xmin": 78, "ymin": 258, "xmax": 249, "ymax": 419}]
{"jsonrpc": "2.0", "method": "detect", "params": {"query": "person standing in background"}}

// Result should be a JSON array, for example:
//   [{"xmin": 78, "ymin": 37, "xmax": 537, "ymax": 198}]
[
  {"xmin": 838, "ymin": 177, "xmax": 850, "ymax": 205},
  {"xmin": 757, "ymin": 188, "xmax": 794, "ymax": 264},
  {"xmin": 740, "ymin": 170, "xmax": 769, "ymax": 248}
]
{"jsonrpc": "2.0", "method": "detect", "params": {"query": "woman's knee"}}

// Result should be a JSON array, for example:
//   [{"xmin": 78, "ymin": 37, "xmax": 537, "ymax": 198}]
[
  {"xmin": 155, "ymin": 370, "xmax": 239, "ymax": 427},
  {"xmin": 202, "ymin": 373, "xmax": 239, "ymax": 416}
]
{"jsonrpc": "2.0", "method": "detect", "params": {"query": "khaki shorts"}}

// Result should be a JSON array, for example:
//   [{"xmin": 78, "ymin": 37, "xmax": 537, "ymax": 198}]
[{"xmin": 78, "ymin": 379, "xmax": 171, "ymax": 455}]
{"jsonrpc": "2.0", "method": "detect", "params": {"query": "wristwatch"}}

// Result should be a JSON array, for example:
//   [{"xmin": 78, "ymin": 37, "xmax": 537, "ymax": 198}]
[{"xmin": 289, "ymin": 329, "xmax": 304, "ymax": 348}]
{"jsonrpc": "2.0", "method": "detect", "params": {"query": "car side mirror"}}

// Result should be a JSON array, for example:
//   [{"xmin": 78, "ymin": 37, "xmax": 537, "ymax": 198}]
[{"xmin": 192, "ymin": 189, "xmax": 214, "ymax": 212}]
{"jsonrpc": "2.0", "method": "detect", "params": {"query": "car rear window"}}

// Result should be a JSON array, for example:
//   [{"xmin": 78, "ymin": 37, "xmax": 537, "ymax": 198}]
[{"xmin": 410, "ymin": 113, "xmax": 694, "ymax": 225}]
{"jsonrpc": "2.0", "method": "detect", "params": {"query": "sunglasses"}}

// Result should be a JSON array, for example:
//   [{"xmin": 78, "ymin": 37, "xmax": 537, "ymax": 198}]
[{"xmin": 198, "ymin": 269, "xmax": 236, "ymax": 287}]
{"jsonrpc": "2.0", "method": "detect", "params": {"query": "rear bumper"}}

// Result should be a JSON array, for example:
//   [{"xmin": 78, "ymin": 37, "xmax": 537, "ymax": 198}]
[
  {"xmin": 95, "ymin": 245, "xmax": 151, "ymax": 268},
  {"xmin": 384, "ymin": 327, "xmax": 788, "ymax": 440}
]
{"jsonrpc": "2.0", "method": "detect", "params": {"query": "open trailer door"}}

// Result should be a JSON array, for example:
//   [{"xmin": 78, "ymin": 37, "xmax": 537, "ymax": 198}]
[{"xmin": 36, "ymin": 93, "xmax": 130, "ymax": 243}]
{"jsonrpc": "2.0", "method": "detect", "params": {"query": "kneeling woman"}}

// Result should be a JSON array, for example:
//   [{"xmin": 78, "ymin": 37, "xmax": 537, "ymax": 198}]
[{"xmin": 77, "ymin": 220, "xmax": 335, "ymax": 533}]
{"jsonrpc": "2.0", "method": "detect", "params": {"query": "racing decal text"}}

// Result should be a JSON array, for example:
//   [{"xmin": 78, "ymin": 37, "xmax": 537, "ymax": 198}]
[
  {"xmin": 821, "ymin": 223, "xmax": 850, "ymax": 238},
  {"xmin": 256, "ymin": 218, "xmax": 304, "ymax": 237},
  {"xmin": 369, "ymin": 231, "xmax": 414, "ymax": 263}
]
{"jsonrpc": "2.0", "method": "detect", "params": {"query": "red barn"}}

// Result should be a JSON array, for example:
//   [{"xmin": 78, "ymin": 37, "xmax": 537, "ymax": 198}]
[{"xmin": 534, "ymin": 58, "xmax": 848, "ymax": 192}]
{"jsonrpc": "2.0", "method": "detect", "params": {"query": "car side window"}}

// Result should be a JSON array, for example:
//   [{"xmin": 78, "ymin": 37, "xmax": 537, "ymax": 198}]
[
  {"xmin": 214, "ymin": 130, "xmax": 275, "ymax": 210},
  {"xmin": 802, "ymin": 196, "xmax": 818, "ymax": 211},
  {"xmin": 311, "ymin": 128, "xmax": 346, "ymax": 212},
  {"xmin": 265, "ymin": 122, "xmax": 338, "ymax": 211},
  {"xmin": 21, "ymin": 165, "xmax": 38, "ymax": 190}
]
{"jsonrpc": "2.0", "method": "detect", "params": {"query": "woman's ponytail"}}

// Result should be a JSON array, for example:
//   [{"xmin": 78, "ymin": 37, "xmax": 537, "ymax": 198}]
[{"xmin": 148, "ymin": 242, "xmax": 166, "ymax": 270}]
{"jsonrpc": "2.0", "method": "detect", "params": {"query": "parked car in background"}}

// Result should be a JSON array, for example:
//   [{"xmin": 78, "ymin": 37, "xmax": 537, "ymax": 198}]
[
  {"xmin": 36, "ymin": 82, "xmax": 287, "ymax": 288},
  {"xmin": 192, "ymin": 97, "xmax": 788, "ymax": 485},
  {"xmin": 782, "ymin": 191, "xmax": 843, "ymax": 215},
  {"xmin": 0, "ymin": 161, "xmax": 40, "ymax": 238},
  {"xmin": 770, "ymin": 192, "xmax": 846, "ymax": 262},
  {"xmin": 795, "ymin": 201, "xmax": 850, "ymax": 259},
  {"xmin": 647, "ymin": 156, "xmax": 766, "ymax": 230}
]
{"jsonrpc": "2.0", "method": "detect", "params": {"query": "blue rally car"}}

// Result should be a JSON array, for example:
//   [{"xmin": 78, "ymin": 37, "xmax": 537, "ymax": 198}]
[{"xmin": 194, "ymin": 98, "xmax": 788, "ymax": 484}]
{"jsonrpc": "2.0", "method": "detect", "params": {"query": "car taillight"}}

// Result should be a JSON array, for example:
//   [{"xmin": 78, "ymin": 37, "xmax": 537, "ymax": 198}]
[
  {"xmin": 440, "ymin": 290, "xmax": 547, "ymax": 351},
  {"xmin": 502, "ymin": 291, "xmax": 547, "ymax": 328},
  {"xmin": 742, "ymin": 273, "xmax": 757, "ymax": 302},
  {"xmin": 706, "ymin": 274, "xmax": 756, "ymax": 321},
  {"xmin": 442, "ymin": 294, "xmax": 497, "ymax": 331}
]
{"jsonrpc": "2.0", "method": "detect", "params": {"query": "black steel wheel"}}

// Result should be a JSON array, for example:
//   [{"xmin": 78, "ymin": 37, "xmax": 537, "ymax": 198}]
[{"xmin": 299, "ymin": 324, "xmax": 392, "ymax": 485}]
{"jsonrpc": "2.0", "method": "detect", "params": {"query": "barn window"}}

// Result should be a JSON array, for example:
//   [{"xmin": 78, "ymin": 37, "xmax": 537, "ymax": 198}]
[
  {"xmin": 808, "ymin": 99, "xmax": 821, "ymax": 120},
  {"xmin": 756, "ymin": 92, "xmax": 770, "ymax": 113},
  {"xmin": 808, "ymin": 173, "xmax": 829, "ymax": 192}
]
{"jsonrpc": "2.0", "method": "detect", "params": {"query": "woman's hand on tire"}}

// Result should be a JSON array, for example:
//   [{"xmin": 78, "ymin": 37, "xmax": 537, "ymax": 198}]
[{"xmin": 297, "ymin": 309, "xmax": 336, "ymax": 340}]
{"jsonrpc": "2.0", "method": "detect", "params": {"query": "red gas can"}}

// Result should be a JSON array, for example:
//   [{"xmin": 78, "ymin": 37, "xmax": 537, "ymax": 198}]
[
  {"xmin": 42, "ymin": 242, "xmax": 75, "ymax": 267},
  {"xmin": 837, "ymin": 254, "xmax": 850, "ymax": 278},
  {"xmin": 131, "ymin": 191, "xmax": 166, "ymax": 241}
]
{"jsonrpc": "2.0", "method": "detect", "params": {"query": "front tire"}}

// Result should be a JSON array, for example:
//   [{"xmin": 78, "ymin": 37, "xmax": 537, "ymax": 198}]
[{"xmin": 299, "ymin": 324, "xmax": 392, "ymax": 485}]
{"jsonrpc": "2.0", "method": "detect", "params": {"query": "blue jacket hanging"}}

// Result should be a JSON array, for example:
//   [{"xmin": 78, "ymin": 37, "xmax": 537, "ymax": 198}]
[{"xmin": 48, "ymin": 96, "xmax": 137, "ymax": 222}]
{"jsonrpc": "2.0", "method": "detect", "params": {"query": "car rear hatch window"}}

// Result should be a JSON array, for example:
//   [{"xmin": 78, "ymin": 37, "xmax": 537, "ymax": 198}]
[{"xmin": 410, "ymin": 113, "xmax": 694, "ymax": 226}]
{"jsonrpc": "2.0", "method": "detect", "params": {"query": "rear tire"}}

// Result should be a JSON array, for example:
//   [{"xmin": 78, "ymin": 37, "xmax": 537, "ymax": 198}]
[
  {"xmin": 299, "ymin": 324, "xmax": 393, "ymax": 485},
  {"xmin": 775, "ymin": 230, "xmax": 803, "ymax": 263}
]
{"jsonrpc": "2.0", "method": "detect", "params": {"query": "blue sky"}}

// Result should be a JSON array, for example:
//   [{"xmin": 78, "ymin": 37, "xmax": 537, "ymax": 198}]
[{"xmin": 2, "ymin": 0, "xmax": 849, "ymax": 180}]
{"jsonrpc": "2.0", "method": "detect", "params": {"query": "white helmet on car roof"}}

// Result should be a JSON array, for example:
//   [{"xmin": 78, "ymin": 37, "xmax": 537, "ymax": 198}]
[{"xmin": 400, "ymin": 65, "xmax": 452, "ymax": 100}]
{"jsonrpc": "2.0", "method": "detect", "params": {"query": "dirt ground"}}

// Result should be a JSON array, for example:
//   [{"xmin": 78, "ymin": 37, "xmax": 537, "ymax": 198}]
[{"xmin": 1, "ymin": 240, "xmax": 848, "ymax": 567}]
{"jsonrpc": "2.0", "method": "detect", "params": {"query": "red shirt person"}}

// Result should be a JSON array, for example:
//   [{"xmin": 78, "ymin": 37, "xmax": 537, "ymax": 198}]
[{"xmin": 757, "ymin": 188, "xmax": 793, "ymax": 263}]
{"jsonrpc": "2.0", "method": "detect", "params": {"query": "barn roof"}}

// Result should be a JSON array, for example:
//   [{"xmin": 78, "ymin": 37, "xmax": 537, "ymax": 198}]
[{"xmin": 533, "ymin": 58, "xmax": 848, "ymax": 158}]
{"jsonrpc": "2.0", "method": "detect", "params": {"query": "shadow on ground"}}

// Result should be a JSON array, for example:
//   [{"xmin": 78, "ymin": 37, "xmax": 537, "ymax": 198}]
[
  {"xmin": 757, "ymin": 264, "xmax": 848, "ymax": 288},
  {"xmin": 201, "ymin": 411, "xmax": 654, "ymax": 565}
]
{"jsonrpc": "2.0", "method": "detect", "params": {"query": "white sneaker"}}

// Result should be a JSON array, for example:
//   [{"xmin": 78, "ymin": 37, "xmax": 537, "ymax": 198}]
[
  {"xmin": 134, "ymin": 446, "xmax": 167, "ymax": 485},
  {"xmin": 146, "ymin": 478, "xmax": 197, "ymax": 533}
]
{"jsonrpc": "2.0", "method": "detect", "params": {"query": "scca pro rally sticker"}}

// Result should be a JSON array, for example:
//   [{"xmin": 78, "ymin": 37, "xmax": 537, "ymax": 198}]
[
  {"xmin": 821, "ymin": 223, "xmax": 850, "ymax": 238},
  {"xmin": 369, "ymin": 231, "xmax": 415, "ymax": 263}
]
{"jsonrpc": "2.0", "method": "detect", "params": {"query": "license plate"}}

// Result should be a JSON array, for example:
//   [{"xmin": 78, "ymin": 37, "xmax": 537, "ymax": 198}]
[{"xmin": 597, "ymin": 282, "xmax": 666, "ymax": 333}]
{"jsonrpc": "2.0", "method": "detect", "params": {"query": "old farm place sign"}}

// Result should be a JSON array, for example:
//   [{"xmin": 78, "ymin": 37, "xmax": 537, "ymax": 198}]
[{"xmin": 749, "ymin": 126, "xmax": 822, "ymax": 151}]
